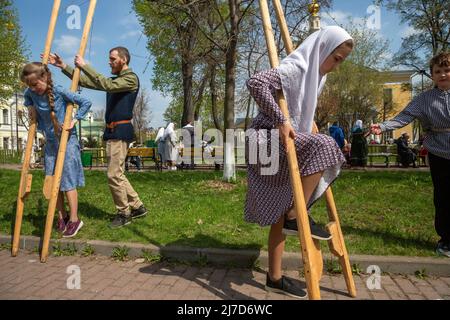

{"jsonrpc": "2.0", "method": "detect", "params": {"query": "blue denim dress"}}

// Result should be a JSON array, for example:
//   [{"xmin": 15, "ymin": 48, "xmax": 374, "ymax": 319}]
[{"xmin": 24, "ymin": 85, "xmax": 92, "ymax": 191}]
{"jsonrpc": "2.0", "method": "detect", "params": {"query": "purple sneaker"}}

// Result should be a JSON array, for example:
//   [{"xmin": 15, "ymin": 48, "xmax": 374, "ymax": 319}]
[
  {"xmin": 57, "ymin": 216, "xmax": 70, "ymax": 233},
  {"xmin": 63, "ymin": 220, "xmax": 84, "ymax": 238}
]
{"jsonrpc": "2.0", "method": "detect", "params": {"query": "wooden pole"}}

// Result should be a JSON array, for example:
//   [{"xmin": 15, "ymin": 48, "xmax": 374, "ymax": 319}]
[
  {"xmin": 40, "ymin": 0, "xmax": 97, "ymax": 263},
  {"xmin": 272, "ymin": 0, "xmax": 356, "ymax": 298},
  {"xmin": 12, "ymin": 0, "xmax": 62, "ymax": 257},
  {"xmin": 259, "ymin": 0, "xmax": 322, "ymax": 300}
]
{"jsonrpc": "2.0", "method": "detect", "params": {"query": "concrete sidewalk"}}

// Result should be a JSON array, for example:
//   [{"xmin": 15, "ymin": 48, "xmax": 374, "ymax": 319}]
[{"xmin": 1, "ymin": 250, "xmax": 449, "ymax": 300}]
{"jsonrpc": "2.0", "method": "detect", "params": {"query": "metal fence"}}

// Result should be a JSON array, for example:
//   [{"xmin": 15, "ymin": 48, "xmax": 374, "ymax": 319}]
[{"xmin": 0, "ymin": 149, "xmax": 24, "ymax": 164}]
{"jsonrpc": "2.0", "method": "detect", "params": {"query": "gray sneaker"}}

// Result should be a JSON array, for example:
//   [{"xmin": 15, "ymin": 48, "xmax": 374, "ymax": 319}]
[
  {"xmin": 110, "ymin": 213, "xmax": 132, "ymax": 229},
  {"xmin": 265, "ymin": 273, "xmax": 307, "ymax": 299},
  {"xmin": 436, "ymin": 242, "xmax": 450, "ymax": 258},
  {"xmin": 130, "ymin": 205, "xmax": 148, "ymax": 219},
  {"xmin": 283, "ymin": 216, "xmax": 332, "ymax": 241}
]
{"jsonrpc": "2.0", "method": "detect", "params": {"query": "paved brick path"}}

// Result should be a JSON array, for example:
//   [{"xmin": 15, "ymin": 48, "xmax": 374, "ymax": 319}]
[{"xmin": 1, "ymin": 250, "xmax": 449, "ymax": 300}]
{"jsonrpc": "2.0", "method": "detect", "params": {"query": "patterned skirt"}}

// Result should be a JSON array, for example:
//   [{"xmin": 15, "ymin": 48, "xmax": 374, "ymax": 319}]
[{"xmin": 244, "ymin": 129, "xmax": 345, "ymax": 226}]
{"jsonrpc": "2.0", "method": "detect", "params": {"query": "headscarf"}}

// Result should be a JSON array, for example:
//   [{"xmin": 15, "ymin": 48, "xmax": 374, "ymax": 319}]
[
  {"xmin": 277, "ymin": 26, "xmax": 352, "ymax": 133},
  {"xmin": 163, "ymin": 123, "xmax": 175, "ymax": 140},
  {"xmin": 355, "ymin": 120, "xmax": 363, "ymax": 130},
  {"xmin": 155, "ymin": 127, "xmax": 165, "ymax": 142}
]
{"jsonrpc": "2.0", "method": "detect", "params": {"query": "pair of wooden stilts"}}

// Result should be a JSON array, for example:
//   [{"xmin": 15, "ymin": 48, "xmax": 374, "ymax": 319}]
[
  {"xmin": 259, "ymin": 0, "xmax": 356, "ymax": 299},
  {"xmin": 12, "ymin": 0, "xmax": 97, "ymax": 264},
  {"xmin": 11, "ymin": 0, "xmax": 355, "ymax": 300}
]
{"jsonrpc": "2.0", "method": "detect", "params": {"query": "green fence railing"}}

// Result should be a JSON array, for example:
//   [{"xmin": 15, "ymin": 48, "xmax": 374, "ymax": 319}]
[{"xmin": 0, "ymin": 149, "xmax": 24, "ymax": 164}]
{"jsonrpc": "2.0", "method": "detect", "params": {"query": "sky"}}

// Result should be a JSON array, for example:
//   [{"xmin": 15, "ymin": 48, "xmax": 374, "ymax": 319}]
[{"xmin": 13, "ymin": 0, "xmax": 414, "ymax": 128}]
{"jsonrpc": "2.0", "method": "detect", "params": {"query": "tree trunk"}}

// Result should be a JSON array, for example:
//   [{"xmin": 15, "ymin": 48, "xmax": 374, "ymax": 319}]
[
  {"xmin": 181, "ymin": 20, "xmax": 197, "ymax": 127},
  {"xmin": 194, "ymin": 68, "xmax": 209, "ymax": 121},
  {"xmin": 223, "ymin": 0, "xmax": 239, "ymax": 183},
  {"xmin": 210, "ymin": 65, "xmax": 223, "ymax": 131},
  {"xmin": 181, "ymin": 58, "xmax": 194, "ymax": 127}
]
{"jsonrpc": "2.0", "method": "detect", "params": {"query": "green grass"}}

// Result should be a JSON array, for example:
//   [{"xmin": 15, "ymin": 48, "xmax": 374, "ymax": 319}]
[{"xmin": 0, "ymin": 168, "xmax": 438, "ymax": 257}]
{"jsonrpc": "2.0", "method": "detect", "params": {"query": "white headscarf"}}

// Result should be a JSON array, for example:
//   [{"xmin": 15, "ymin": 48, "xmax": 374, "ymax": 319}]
[
  {"xmin": 277, "ymin": 26, "xmax": 352, "ymax": 133},
  {"xmin": 155, "ymin": 127, "xmax": 165, "ymax": 142},
  {"xmin": 355, "ymin": 120, "xmax": 363, "ymax": 130},
  {"xmin": 163, "ymin": 123, "xmax": 175, "ymax": 140}
]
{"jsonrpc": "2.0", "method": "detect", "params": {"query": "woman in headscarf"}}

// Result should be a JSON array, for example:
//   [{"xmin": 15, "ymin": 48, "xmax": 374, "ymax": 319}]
[
  {"xmin": 245, "ymin": 26, "xmax": 353, "ymax": 298},
  {"xmin": 163, "ymin": 123, "xmax": 179, "ymax": 171},
  {"xmin": 155, "ymin": 127, "xmax": 166, "ymax": 169},
  {"xmin": 350, "ymin": 120, "xmax": 369, "ymax": 167}
]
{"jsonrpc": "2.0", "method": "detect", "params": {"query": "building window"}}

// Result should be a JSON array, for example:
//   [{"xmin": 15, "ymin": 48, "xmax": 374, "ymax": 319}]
[
  {"xmin": 17, "ymin": 110, "xmax": 25, "ymax": 126},
  {"xmin": 2, "ymin": 109, "xmax": 9, "ymax": 125},
  {"xmin": 382, "ymin": 88, "xmax": 393, "ymax": 122},
  {"xmin": 3, "ymin": 137, "xmax": 9, "ymax": 150}
]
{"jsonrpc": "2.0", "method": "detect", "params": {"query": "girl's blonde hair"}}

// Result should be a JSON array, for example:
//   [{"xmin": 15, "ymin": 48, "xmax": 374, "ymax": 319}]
[{"xmin": 21, "ymin": 63, "xmax": 59, "ymax": 135}]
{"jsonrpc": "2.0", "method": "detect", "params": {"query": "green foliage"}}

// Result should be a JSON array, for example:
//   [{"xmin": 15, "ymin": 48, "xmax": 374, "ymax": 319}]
[
  {"xmin": 414, "ymin": 268, "xmax": 428, "ymax": 279},
  {"xmin": 0, "ymin": 0, "xmax": 29, "ymax": 104},
  {"xmin": 52, "ymin": 242, "xmax": 78, "ymax": 257},
  {"xmin": 317, "ymin": 20, "xmax": 391, "ymax": 132},
  {"xmin": 352, "ymin": 263, "xmax": 363, "ymax": 275},
  {"xmin": 377, "ymin": 0, "xmax": 449, "ymax": 71},
  {"xmin": 140, "ymin": 249, "xmax": 161, "ymax": 263},
  {"xmin": 325, "ymin": 258, "xmax": 342, "ymax": 274},
  {"xmin": 111, "ymin": 246, "xmax": 129, "ymax": 261},
  {"xmin": 81, "ymin": 244, "xmax": 95, "ymax": 257},
  {"xmin": 0, "ymin": 242, "xmax": 11, "ymax": 250}
]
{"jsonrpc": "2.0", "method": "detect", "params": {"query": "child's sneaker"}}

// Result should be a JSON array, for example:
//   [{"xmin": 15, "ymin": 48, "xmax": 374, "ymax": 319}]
[
  {"xmin": 63, "ymin": 220, "xmax": 84, "ymax": 238},
  {"xmin": 57, "ymin": 216, "xmax": 70, "ymax": 233}
]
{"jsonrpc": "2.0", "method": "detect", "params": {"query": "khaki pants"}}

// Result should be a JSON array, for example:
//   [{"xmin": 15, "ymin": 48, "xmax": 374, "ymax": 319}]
[{"xmin": 106, "ymin": 140, "xmax": 142, "ymax": 213}]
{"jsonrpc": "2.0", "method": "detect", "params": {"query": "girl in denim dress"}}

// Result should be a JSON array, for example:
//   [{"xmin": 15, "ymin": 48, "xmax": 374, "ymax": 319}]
[{"xmin": 21, "ymin": 62, "xmax": 92, "ymax": 238}]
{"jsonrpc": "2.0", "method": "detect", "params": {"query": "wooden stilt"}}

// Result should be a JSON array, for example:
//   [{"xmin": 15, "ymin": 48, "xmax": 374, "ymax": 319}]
[
  {"xmin": 40, "ymin": 0, "xmax": 97, "ymax": 263},
  {"xmin": 12, "ymin": 0, "xmax": 62, "ymax": 258},
  {"xmin": 259, "ymin": 0, "xmax": 322, "ymax": 300}
]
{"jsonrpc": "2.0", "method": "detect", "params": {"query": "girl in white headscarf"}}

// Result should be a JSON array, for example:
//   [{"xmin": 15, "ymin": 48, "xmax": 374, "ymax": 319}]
[
  {"xmin": 155, "ymin": 127, "xmax": 166, "ymax": 168},
  {"xmin": 245, "ymin": 26, "xmax": 353, "ymax": 298},
  {"xmin": 164, "ymin": 123, "xmax": 179, "ymax": 170}
]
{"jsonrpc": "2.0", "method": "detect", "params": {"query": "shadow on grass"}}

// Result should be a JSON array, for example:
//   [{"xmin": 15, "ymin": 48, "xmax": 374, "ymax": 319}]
[
  {"xmin": 7, "ymin": 199, "xmax": 110, "ymax": 240},
  {"xmin": 340, "ymin": 225, "xmax": 436, "ymax": 253},
  {"xmin": 120, "ymin": 215, "xmax": 263, "ymax": 251}
]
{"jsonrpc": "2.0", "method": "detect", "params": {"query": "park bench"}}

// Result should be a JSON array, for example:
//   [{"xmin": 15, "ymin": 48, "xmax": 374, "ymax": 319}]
[
  {"xmin": 126, "ymin": 147, "xmax": 160, "ymax": 171},
  {"xmin": 367, "ymin": 144, "xmax": 398, "ymax": 167}
]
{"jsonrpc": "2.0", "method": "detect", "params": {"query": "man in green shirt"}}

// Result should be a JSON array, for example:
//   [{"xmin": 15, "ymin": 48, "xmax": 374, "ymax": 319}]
[{"xmin": 48, "ymin": 47, "xmax": 147, "ymax": 228}]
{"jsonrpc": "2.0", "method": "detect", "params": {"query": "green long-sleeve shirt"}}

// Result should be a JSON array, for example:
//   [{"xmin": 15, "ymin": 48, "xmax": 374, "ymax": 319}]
[{"xmin": 62, "ymin": 65, "xmax": 139, "ymax": 93}]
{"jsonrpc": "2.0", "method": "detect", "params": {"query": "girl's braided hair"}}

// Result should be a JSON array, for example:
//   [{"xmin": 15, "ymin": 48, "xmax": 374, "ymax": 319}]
[{"xmin": 21, "ymin": 63, "xmax": 60, "ymax": 136}]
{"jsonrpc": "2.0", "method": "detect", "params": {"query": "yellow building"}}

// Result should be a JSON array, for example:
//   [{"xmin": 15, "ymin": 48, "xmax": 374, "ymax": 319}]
[{"xmin": 380, "ymin": 70, "xmax": 419, "ymax": 142}]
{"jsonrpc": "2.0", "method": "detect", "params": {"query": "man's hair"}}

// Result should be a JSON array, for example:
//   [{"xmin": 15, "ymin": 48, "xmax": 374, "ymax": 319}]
[
  {"xmin": 110, "ymin": 46, "xmax": 131, "ymax": 64},
  {"xmin": 429, "ymin": 51, "xmax": 450, "ymax": 74}
]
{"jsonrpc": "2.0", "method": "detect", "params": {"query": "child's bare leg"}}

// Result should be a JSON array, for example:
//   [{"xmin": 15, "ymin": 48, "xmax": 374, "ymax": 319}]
[
  {"xmin": 268, "ymin": 216, "xmax": 286, "ymax": 282},
  {"xmin": 64, "ymin": 189, "xmax": 79, "ymax": 223},
  {"xmin": 286, "ymin": 171, "xmax": 323, "ymax": 220},
  {"xmin": 56, "ymin": 191, "xmax": 66, "ymax": 220},
  {"xmin": 269, "ymin": 171, "xmax": 323, "ymax": 282}
]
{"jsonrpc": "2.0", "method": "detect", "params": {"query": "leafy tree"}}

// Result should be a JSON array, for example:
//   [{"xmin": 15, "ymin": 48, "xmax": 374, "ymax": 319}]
[
  {"xmin": 0, "ymin": 0, "xmax": 28, "ymax": 104},
  {"xmin": 377, "ymin": 0, "xmax": 450, "ymax": 75}
]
